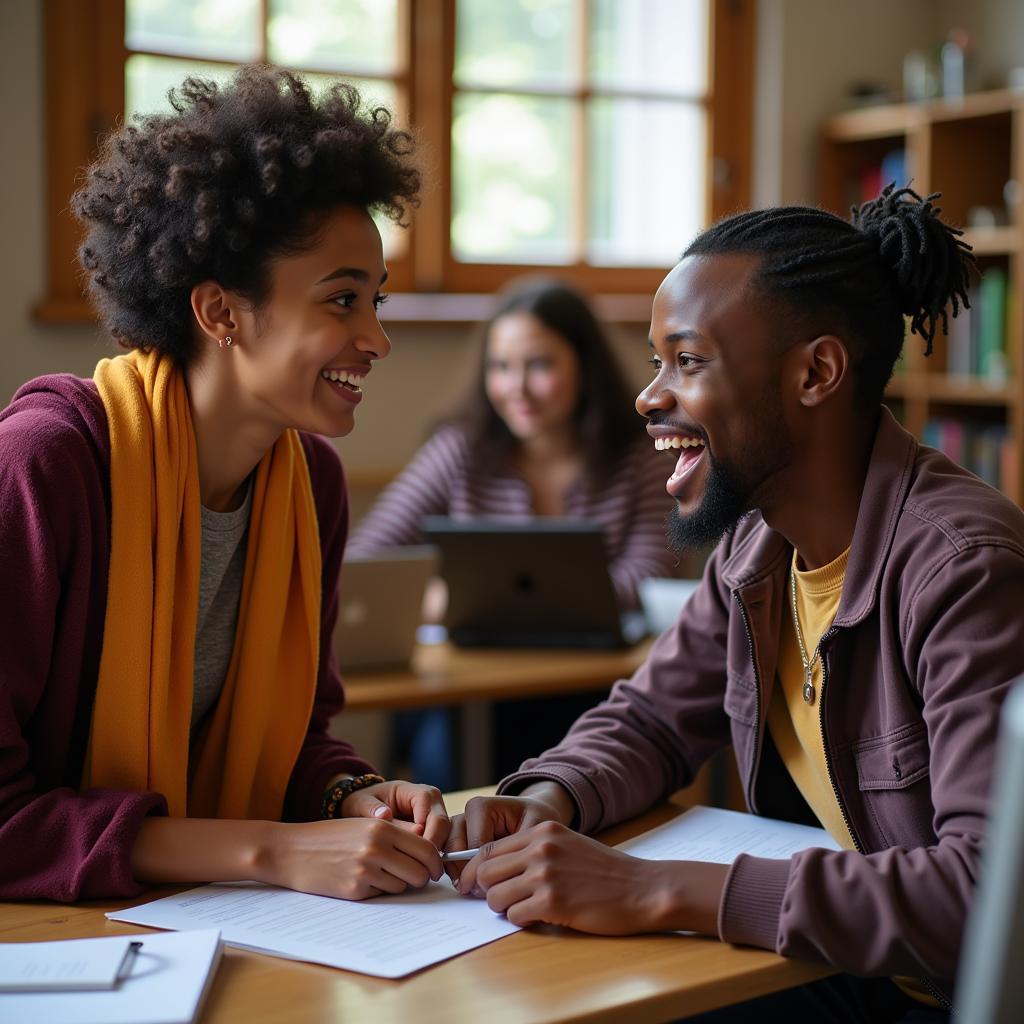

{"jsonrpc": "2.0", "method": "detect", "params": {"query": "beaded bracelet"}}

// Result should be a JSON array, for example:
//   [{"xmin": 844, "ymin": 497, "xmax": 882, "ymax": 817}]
[{"xmin": 321, "ymin": 773, "xmax": 386, "ymax": 819}]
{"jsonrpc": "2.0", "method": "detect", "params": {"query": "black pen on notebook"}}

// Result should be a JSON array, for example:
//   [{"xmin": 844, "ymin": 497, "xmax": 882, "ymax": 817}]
[{"xmin": 440, "ymin": 848, "xmax": 480, "ymax": 862}]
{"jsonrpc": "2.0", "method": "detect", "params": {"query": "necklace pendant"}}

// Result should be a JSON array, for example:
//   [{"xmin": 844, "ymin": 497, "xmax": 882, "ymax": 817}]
[{"xmin": 802, "ymin": 673, "xmax": 816, "ymax": 705}]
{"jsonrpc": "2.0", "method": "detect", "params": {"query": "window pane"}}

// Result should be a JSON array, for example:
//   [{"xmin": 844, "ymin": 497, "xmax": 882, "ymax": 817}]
[
  {"xmin": 125, "ymin": 55, "xmax": 236, "ymax": 117},
  {"xmin": 454, "ymin": 0, "xmax": 577, "ymax": 89},
  {"xmin": 127, "ymin": 60, "xmax": 398, "ymax": 120},
  {"xmin": 588, "ymin": 98, "xmax": 705, "ymax": 266},
  {"xmin": 589, "ymin": 0, "xmax": 707, "ymax": 96},
  {"xmin": 300, "ymin": 74, "xmax": 406, "ymax": 263},
  {"xmin": 126, "ymin": 0, "xmax": 260, "ymax": 62},
  {"xmin": 452, "ymin": 93, "xmax": 575, "ymax": 264},
  {"xmin": 301, "ymin": 73, "xmax": 397, "ymax": 114},
  {"xmin": 267, "ymin": 0, "xmax": 399, "ymax": 74}
]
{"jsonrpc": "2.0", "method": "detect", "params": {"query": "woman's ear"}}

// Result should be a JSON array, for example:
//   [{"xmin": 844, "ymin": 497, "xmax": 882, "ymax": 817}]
[
  {"xmin": 797, "ymin": 335, "xmax": 849, "ymax": 408},
  {"xmin": 190, "ymin": 281, "xmax": 239, "ymax": 351}
]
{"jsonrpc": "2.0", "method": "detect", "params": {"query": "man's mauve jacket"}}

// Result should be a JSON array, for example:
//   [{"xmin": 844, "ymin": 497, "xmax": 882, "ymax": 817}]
[
  {"xmin": 500, "ymin": 407, "xmax": 1024, "ymax": 1006},
  {"xmin": 0, "ymin": 375, "xmax": 374, "ymax": 902}
]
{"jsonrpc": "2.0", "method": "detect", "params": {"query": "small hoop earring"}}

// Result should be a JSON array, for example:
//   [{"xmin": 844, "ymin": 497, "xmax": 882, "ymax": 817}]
[{"xmin": 224, "ymin": 336, "xmax": 234, "ymax": 348}]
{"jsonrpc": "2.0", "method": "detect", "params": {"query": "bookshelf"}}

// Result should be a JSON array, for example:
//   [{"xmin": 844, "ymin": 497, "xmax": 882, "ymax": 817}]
[{"xmin": 821, "ymin": 89, "xmax": 1024, "ymax": 505}]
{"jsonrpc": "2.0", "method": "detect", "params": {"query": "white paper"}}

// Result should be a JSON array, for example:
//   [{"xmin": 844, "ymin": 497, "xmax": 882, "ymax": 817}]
[
  {"xmin": 109, "ymin": 879, "xmax": 519, "ymax": 979},
  {"xmin": 0, "ymin": 935, "xmax": 135, "ymax": 991},
  {"xmin": 616, "ymin": 805, "xmax": 843, "ymax": 863},
  {"xmin": 0, "ymin": 929, "xmax": 222, "ymax": 1024},
  {"xmin": 107, "ymin": 809, "xmax": 838, "ymax": 982}
]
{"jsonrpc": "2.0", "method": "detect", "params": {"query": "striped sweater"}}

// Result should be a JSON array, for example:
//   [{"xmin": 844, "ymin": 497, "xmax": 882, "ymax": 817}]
[{"xmin": 347, "ymin": 425, "xmax": 678, "ymax": 608}]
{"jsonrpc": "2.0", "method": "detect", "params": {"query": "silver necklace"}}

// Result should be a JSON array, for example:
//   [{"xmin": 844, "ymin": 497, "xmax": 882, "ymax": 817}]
[{"xmin": 790, "ymin": 568, "xmax": 822, "ymax": 705}]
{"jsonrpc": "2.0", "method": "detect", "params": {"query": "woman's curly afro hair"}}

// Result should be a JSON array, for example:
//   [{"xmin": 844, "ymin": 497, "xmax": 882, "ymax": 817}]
[{"xmin": 72, "ymin": 65, "xmax": 420, "ymax": 361}]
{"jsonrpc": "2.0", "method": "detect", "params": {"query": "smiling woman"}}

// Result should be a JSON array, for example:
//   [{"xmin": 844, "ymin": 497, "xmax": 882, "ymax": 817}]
[
  {"xmin": 183, "ymin": 204, "xmax": 393, "ymax": 484},
  {"xmin": 0, "ymin": 65, "xmax": 454, "ymax": 905}
]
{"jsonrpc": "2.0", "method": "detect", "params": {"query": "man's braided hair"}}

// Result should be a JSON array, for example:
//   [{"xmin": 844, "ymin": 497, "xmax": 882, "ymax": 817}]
[{"xmin": 684, "ymin": 184, "xmax": 975, "ymax": 407}]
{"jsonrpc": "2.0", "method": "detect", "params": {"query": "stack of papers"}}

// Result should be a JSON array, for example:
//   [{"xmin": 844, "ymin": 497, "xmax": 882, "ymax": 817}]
[
  {"xmin": 0, "ymin": 929, "xmax": 222, "ymax": 1024},
  {"xmin": 108, "ymin": 807, "xmax": 841, "ymax": 980}
]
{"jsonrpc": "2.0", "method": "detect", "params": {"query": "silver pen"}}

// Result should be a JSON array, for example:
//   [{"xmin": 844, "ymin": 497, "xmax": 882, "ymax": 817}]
[
  {"xmin": 116, "ymin": 941, "xmax": 143, "ymax": 985},
  {"xmin": 440, "ymin": 847, "xmax": 480, "ymax": 862}
]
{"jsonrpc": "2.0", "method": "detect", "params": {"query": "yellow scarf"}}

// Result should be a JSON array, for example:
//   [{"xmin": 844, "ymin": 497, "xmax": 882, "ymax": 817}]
[{"xmin": 82, "ymin": 349, "xmax": 321, "ymax": 819}]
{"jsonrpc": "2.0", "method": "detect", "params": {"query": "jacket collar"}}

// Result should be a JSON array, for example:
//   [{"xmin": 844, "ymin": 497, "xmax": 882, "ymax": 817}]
[{"xmin": 719, "ymin": 407, "xmax": 917, "ymax": 627}]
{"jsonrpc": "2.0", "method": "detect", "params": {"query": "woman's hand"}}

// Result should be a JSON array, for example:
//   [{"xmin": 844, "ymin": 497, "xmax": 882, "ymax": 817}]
[
  {"xmin": 341, "ymin": 780, "xmax": 451, "ymax": 850},
  {"xmin": 258, "ymin": 817, "xmax": 444, "ymax": 900},
  {"xmin": 421, "ymin": 576, "xmax": 449, "ymax": 624},
  {"xmin": 454, "ymin": 820, "xmax": 727, "ymax": 936},
  {"xmin": 443, "ymin": 782, "xmax": 576, "ymax": 886}
]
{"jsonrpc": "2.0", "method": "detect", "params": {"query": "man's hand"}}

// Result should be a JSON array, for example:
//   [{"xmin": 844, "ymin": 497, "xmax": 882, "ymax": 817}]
[
  {"xmin": 455, "ymin": 820, "xmax": 728, "ymax": 936},
  {"xmin": 443, "ymin": 782, "xmax": 576, "ymax": 886}
]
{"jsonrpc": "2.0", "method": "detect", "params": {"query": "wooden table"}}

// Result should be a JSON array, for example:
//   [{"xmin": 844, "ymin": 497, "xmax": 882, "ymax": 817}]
[
  {"xmin": 343, "ymin": 640, "xmax": 651, "ymax": 712},
  {"xmin": 0, "ymin": 789, "xmax": 832, "ymax": 1024}
]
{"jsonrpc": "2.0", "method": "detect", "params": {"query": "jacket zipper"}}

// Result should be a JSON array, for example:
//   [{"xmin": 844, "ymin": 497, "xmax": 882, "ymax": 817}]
[
  {"xmin": 732, "ymin": 590, "xmax": 763, "ymax": 811},
  {"xmin": 817, "ymin": 630, "xmax": 857, "ymax": 847},
  {"xmin": 817, "ymin": 641, "xmax": 953, "ymax": 1013}
]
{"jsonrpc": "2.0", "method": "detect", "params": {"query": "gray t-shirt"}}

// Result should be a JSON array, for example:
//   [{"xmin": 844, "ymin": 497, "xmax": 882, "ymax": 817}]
[{"xmin": 192, "ymin": 485, "xmax": 252, "ymax": 732}]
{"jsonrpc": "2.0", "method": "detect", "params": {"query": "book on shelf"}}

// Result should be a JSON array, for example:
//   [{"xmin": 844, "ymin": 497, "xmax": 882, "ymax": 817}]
[
  {"xmin": 945, "ymin": 267, "xmax": 1011, "ymax": 385},
  {"xmin": 923, "ymin": 417, "xmax": 1011, "ymax": 492},
  {"xmin": 947, "ymin": 301, "xmax": 973, "ymax": 378},
  {"xmin": 978, "ymin": 267, "xmax": 1009, "ymax": 382},
  {"xmin": 855, "ymin": 149, "xmax": 907, "ymax": 205}
]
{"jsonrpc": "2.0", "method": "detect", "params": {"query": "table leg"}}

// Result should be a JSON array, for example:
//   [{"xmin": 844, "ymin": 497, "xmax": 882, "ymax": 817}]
[{"xmin": 460, "ymin": 701, "xmax": 494, "ymax": 788}]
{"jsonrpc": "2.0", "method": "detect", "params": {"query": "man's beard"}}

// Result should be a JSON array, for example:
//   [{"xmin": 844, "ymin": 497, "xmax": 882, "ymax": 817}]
[{"xmin": 665, "ymin": 449, "xmax": 753, "ymax": 551}]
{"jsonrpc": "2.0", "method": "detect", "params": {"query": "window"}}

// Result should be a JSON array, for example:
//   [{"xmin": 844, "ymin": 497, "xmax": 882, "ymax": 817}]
[
  {"xmin": 451, "ymin": 0, "xmax": 706, "ymax": 272},
  {"xmin": 37, "ymin": 0, "xmax": 752, "ymax": 322},
  {"xmin": 124, "ymin": 0, "xmax": 407, "ymax": 270}
]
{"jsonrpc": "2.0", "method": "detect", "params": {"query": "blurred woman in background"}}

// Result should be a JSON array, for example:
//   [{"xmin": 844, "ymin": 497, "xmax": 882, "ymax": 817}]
[{"xmin": 348, "ymin": 277, "xmax": 679, "ymax": 786}]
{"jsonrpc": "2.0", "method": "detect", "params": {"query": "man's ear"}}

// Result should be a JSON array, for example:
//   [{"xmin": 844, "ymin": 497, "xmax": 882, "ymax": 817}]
[
  {"xmin": 190, "ymin": 281, "xmax": 240, "ymax": 351},
  {"xmin": 797, "ymin": 335, "xmax": 849, "ymax": 408}
]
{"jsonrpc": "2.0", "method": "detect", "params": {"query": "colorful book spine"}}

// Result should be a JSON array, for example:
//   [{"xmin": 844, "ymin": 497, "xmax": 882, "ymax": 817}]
[
  {"xmin": 850, "ymin": 149, "xmax": 906, "ymax": 207},
  {"xmin": 923, "ymin": 418, "xmax": 1011, "ymax": 492},
  {"xmin": 977, "ymin": 266, "xmax": 1008, "ymax": 383},
  {"xmin": 947, "ymin": 301, "xmax": 973, "ymax": 377}
]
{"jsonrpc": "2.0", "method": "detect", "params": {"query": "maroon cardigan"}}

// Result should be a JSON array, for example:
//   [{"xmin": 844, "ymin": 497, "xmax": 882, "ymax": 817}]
[
  {"xmin": 499, "ymin": 408, "xmax": 1024, "ymax": 1004},
  {"xmin": 0, "ymin": 374, "xmax": 374, "ymax": 901}
]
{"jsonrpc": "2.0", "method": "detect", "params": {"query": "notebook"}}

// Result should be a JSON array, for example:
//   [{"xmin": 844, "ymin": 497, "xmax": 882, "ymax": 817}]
[
  {"xmin": 0, "ymin": 929, "xmax": 222, "ymax": 1024},
  {"xmin": 334, "ymin": 546, "xmax": 439, "ymax": 671},
  {"xmin": 0, "ymin": 935, "xmax": 139, "ymax": 992},
  {"xmin": 421, "ymin": 517, "xmax": 646, "ymax": 649}
]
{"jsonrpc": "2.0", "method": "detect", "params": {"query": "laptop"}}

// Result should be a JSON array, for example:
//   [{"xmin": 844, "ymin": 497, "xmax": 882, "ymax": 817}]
[
  {"xmin": 421, "ymin": 517, "xmax": 646, "ymax": 649},
  {"xmin": 334, "ymin": 546, "xmax": 439, "ymax": 672},
  {"xmin": 954, "ymin": 677, "xmax": 1024, "ymax": 1022}
]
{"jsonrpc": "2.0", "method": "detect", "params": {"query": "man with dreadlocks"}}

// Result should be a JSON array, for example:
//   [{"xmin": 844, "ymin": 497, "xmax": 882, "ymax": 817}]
[{"xmin": 444, "ymin": 186, "xmax": 1024, "ymax": 1021}]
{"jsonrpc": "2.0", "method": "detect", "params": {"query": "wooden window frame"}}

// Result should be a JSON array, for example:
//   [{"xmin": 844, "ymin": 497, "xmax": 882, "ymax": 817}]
[{"xmin": 35, "ymin": 0, "xmax": 753, "ymax": 324}]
